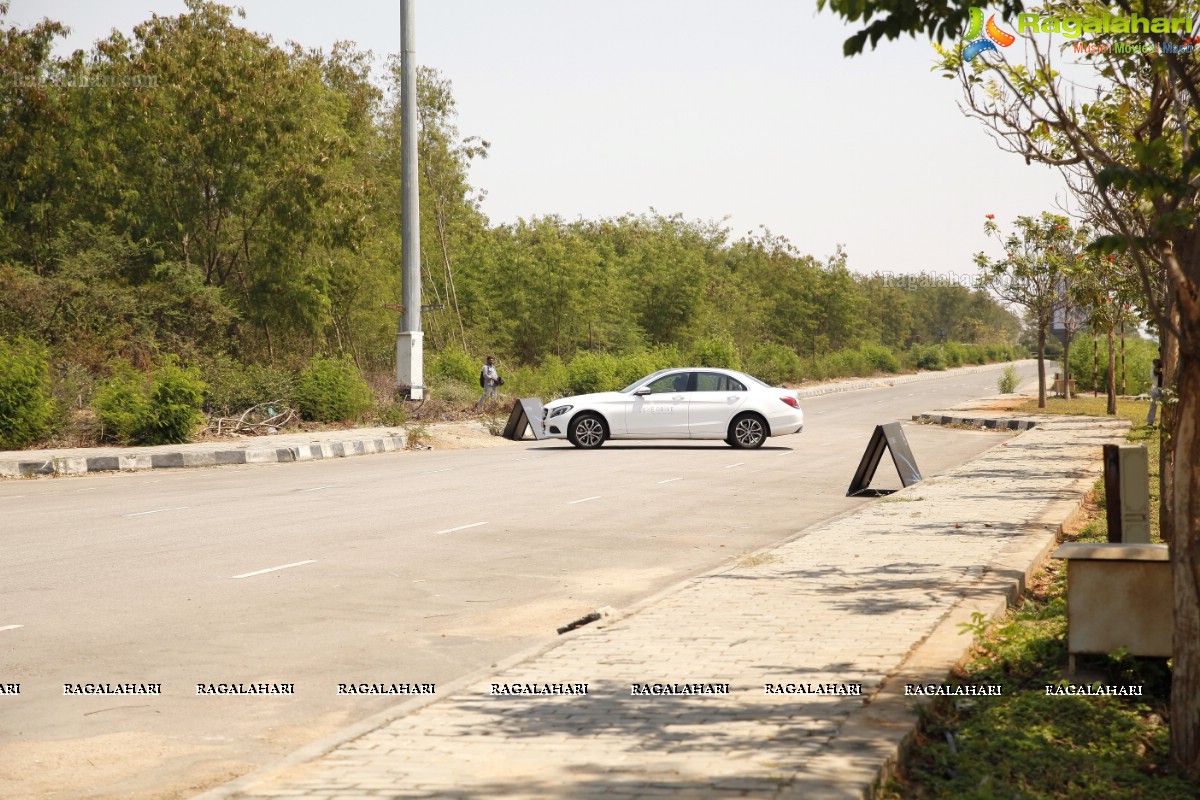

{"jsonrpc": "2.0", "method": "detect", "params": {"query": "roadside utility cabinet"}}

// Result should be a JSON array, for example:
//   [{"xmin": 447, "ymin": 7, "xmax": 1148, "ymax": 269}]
[{"xmin": 1052, "ymin": 543, "xmax": 1172, "ymax": 672}]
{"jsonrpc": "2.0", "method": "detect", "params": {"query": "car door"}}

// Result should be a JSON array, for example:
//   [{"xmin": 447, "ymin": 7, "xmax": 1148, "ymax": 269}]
[
  {"xmin": 624, "ymin": 372, "xmax": 692, "ymax": 437},
  {"xmin": 687, "ymin": 372, "xmax": 748, "ymax": 438}
]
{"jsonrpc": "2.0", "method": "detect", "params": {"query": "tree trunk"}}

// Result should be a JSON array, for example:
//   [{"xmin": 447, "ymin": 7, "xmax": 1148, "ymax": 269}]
[
  {"xmin": 1062, "ymin": 332, "xmax": 1073, "ymax": 400},
  {"xmin": 1170, "ymin": 347, "xmax": 1200, "ymax": 779},
  {"xmin": 1037, "ymin": 324, "xmax": 1048, "ymax": 408},
  {"xmin": 1162, "ymin": 291, "xmax": 1180, "ymax": 545},
  {"xmin": 1106, "ymin": 325, "xmax": 1117, "ymax": 415}
]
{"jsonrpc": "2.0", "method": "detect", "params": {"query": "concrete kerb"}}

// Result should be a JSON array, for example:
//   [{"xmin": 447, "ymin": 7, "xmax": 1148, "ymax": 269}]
[{"xmin": 0, "ymin": 431, "xmax": 408, "ymax": 479}]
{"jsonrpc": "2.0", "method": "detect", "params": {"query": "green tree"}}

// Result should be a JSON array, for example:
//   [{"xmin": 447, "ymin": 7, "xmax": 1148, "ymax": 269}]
[{"xmin": 975, "ymin": 214, "xmax": 1077, "ymax": 408}]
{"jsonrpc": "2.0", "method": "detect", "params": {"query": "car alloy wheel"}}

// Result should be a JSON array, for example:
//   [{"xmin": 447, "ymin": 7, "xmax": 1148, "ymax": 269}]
[
  {"xmin": 569, "ymin": 414, "xmax": 606, "ymax": 448},
  {"xmin": 730, "ymin": 415, "xmax": 766, "ymax": 449}
]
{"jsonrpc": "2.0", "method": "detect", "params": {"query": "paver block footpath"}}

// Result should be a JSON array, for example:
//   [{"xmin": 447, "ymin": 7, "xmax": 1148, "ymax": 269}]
[{"xmin": 196, "ymin": 413, "xmax": 1126, "ymax": 800}]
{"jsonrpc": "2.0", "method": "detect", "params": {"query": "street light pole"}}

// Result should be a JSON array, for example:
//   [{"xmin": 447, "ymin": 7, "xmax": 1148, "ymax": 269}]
[{"xmin": 396, "ymin": 0, "xmax": 423, "ymax": 399}]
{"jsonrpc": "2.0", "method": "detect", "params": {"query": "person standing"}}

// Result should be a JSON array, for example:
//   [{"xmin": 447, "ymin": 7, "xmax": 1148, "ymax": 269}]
[
  {"xmin": 477, "ymin": 355, "xmax": 501, "ymax": 408},
  {"xmin": 1147, "ymin": 357, "xmax": 1163, "ymax": 427}
]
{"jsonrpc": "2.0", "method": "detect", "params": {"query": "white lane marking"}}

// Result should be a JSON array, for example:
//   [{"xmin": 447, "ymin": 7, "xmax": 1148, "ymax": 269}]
[
  {"xmin": 434, "ymin": 521, "xmax": 488, "ymax": 536},
  {"xmin": 232, "ymin": 560, "xmax": 317, "ymax": 579},
  {"xmin": 75, "ymin": 487, "xmax": 98, "ymax": 492},
  {"xmin": 0, "ymin": 625, "xmax": 23, "ymax": 633},
  {"xmin": 723, "ymin": 463, "xmax": 745, "ymax": 469},
  {"xmin": 776, "ymin": 451, "xmax": 793, "ymax": 457},
  {"xmin": 123, "ymin": 506, "xmax": 190, "ymax": 518},
  {"xmin": 568, "ymin": 496, "xmax": 601, "ymax": 505},
  {"xmin": 657, "ymin": 477, "xmax": 683, "ymax": 484},
  {"xmin": 420, "ymin": 468, "xmax": 455, "ymax": 475},
  {"xmin": 0, "ymin": 495, "xmax": 26, "ymax": 500},
  {"xmin": 295, "ymin": 486, "xmax": 334, "ymax": 493}
]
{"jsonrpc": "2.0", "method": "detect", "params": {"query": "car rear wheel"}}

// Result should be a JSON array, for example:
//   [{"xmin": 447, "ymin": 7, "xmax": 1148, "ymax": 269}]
[
  {"xmin": 568, "ymin": 413, "xmax": 607, "ymax": 449},
  {"xmin": 728, "ymin": 413, "xmax": 767, "ymax": 449}
]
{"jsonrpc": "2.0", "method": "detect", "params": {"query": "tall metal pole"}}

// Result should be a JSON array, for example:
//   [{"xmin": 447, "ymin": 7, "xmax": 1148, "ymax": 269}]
[{"xmin": 396, "ymin": 0, "xmax": 424, "ymax": 399}]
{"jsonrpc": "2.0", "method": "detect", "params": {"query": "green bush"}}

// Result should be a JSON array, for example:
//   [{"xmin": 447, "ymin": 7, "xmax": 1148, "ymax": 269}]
[
  {"xmin": 745, "ymin": 343, "xmax": 802, "ymax": 385},
  {"xmin": 294, "ymin": 357, "xmax": 373, "ymax": 423},
  {"xmin": 428, "ymin": 347, "xmax": 479, "ymax": 387},
  {"xmin": 817, "ymin": 348, "xmax": 870, "ymax": 380},
  {"xmin": 987, "ymin": 344, "xmax": 1022, "ymax": 362},
  {"xmin": 202, "ymin": 355, "xmax": 296, "ymax": 415},
  {"xmin": 93, "ymin": 360, "xmax": 206, "ymax": 444},
  {"xmin": 0, "ymin": 337, "xmax": 57, "ymax": 449},
  {"xmin": 998, "ymin": 364, "xmax": 1019, "ymax": 394},
  {"xmin": 912, "ymin": 344, "xmax": 948, "ymax": 371},
  {"xmin": 93, "ymin": 366, "xmax": 151, "ymax": 443},
  {"xmin": 567, "ymin": 352, "xmax": 621, "ymax": 394},
  {"xmin": 858, "ymin": 343, "xmax": 900, "ymax": 373},
  {"xmin": 689, "ymin": 336, "xmax": 741, "ymax": 369},
  {"xmin": 141, "ymin": 361, "xmax": 207, "ymax": 444},
  {"xmin": 534, "ymin": 355, "xmax": 571, "ymax": 397},
  {"xmin": 612, "ymin": 347, "xmax": 680, "ymax": 388},
  {"xmin": 943, "ymin": 341, "xmax": 968, "ymax": 368}
]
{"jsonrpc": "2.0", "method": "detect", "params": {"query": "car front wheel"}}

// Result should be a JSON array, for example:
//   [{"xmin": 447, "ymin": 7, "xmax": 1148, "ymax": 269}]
[
  {"xmin": 568, "ymin": 413, "xmax": 607, "ymax": 449},
  {"xmin": 728, "ymin": 414, "xmax": 767, "ymax": 449}
]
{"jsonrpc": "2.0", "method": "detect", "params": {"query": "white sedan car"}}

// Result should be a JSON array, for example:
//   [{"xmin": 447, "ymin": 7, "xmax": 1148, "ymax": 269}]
[{"xmin": 541, "ymin": 368, "xmax": 804, "ymax": 449}]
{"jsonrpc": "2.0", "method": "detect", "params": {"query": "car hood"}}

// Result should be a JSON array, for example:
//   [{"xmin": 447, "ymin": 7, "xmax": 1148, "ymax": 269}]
[{"xmin": 546, "ymin": 391, "xmax": 626, "ymax": 409}]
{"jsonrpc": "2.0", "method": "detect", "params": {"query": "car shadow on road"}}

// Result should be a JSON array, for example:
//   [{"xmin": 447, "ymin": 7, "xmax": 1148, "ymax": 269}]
[{"xmin": 525, "ymin": 444, "xmax": 795, "ymax": 452}]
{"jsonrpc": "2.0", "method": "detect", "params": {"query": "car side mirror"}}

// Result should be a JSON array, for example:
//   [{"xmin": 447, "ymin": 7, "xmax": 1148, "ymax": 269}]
[{"xmin": 634, "ymin": 386, "xmax": 652, "ymax": 396}]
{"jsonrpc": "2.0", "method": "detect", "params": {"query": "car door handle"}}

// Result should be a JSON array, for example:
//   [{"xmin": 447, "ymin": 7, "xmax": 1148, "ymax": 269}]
[{"xmin": 672, "ymin": 396, "xmax": 686, "ymax": 401}]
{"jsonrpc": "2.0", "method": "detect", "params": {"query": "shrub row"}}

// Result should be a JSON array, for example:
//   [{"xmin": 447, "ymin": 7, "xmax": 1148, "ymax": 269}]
[{"xmin": 432, "ymin": 341, "xmax": 1024, "ymax": 404}]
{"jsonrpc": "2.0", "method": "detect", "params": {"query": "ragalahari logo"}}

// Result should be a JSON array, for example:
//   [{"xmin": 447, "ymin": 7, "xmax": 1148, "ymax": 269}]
[{"xmin": 963, "ymin": 7, "xmax": 1016, "ymax": 60}]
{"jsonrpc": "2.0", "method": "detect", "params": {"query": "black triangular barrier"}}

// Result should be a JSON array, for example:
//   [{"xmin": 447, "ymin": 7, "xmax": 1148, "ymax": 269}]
[
  {"xmin": 502, "ymin": 398, "xmax": 546, "ymax": 441},
  {"xmin": 846, "ymin": 421, "xmax": 922, "ymax": 497}
]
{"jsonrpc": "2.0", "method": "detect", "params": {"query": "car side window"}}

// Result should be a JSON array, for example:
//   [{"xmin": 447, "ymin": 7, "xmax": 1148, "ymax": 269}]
[
  {"xmin": 647, "ymin": 373, "xmax": 691, "ymax": 393},
  {"xmin": 696, "ymin": 372, "xmax": 746, "ymax": 392}
]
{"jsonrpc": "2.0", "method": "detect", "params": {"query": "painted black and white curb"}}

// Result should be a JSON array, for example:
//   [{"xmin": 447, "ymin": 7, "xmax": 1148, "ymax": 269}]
[
  {"xmin": 0, "ymin": 433, "xmax": 408, "ymax": 478},
  {"xmin": 913, "ymin": 414, "xmax": 1038, "ymax": 431}
]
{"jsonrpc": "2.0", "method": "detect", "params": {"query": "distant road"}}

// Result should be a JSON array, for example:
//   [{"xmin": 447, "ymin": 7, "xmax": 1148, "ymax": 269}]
[{"xmin": 0, "ymin": 362, "xmax": 1038, "ymax": 799}]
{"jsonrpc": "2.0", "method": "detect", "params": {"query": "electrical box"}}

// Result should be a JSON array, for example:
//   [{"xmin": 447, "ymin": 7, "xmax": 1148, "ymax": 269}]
[{"xmin": 1103, "ymin": 444, "xmax": 1151, "ymax": 544}]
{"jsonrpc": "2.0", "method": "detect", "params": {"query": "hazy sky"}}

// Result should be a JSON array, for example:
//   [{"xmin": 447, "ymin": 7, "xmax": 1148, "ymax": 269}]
[{"xmin": 9, "ymin": 1, "xmax": 1073, "ymax": 278}]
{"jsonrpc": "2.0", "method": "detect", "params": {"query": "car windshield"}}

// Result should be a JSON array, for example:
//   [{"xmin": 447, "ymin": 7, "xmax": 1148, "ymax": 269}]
[{"xmin": 619, "ymin": 369, "xmax": 672, "ymax": 393}]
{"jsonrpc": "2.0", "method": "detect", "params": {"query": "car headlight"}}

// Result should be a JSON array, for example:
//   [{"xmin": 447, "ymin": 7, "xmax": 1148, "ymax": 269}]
[{"xmin": 548, "ymin": 405, "xmax": 573, "ymax": 418}]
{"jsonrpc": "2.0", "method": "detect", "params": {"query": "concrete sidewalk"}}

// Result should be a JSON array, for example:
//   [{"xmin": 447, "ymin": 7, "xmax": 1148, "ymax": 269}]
[{"xmin": 195, "ymin": 411, "xmax": 1126, "ymax": 800}]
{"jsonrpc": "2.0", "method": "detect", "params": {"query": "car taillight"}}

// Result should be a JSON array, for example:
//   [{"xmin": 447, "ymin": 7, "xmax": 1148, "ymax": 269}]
[{"xmin": 779, "ymin": 396, "xmax": 800, "ymax": 409}]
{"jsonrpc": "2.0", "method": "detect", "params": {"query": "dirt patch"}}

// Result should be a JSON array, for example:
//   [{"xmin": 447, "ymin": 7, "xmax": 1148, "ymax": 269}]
[{"xmin": 415, "ymin": 420, "xmax": 523, "ymax": 451}]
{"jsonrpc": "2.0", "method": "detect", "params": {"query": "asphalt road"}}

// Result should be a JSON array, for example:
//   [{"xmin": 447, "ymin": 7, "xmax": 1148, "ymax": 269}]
[{"xmin": 0, "ymin": 364, "xmax": 1038, "ymax": 799}]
